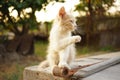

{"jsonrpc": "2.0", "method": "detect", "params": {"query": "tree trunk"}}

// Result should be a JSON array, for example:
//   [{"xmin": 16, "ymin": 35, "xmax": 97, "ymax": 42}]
[
  {"xmin": 6, "ymin": 34, "xmax": 34, "ymax": 55},
  {"xmin": 86, "ymin": 0, "xmax": 94, "ymax": 46},
  {"xmin": 6, "ymin": 23, "xmax": 34, "ymax": 55}
]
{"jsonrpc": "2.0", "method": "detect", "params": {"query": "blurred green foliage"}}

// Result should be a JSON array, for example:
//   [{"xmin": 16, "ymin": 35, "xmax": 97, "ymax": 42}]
[{"xmin": 76, "ymin": 0, "xmax": 114, "ymax": 16}]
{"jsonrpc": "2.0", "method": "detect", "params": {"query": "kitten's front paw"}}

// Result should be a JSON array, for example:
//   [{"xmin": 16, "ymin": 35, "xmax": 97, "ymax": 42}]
[
  {"xmin": 74, "ymin": 36, "xmax": 81, "ymax": 43},
  {"xmin": 58, "ymin": 63, "xmax": 71, "ymax": 70}
]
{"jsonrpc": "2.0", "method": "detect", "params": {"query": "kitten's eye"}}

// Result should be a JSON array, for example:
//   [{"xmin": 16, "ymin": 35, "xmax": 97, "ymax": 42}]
[{"xmin": 70, "ymin": 20, "xmax": 73, "ymax": 23}]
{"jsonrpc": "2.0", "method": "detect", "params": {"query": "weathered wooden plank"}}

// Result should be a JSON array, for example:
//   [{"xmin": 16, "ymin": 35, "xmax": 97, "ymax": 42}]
[
  {"xmin": 74, "ymin": 55, "xmax": 120, "ymax": 78},
  {"xmin": 82, "ymin": 63, "xmax": 120, "ymax": 80},
  {"xmin": 23, "ymin": 66, "xmax": 64, "ymax": 80}
]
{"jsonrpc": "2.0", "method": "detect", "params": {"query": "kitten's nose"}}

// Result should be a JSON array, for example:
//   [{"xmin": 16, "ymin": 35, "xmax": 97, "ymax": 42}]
[
  {"xmin": 74, "ymin": 25, "xmax": 78, "ymax": 30},
  {"xmin": 73, "ymin": 25, "xmax": 80, "ymax": 34}
]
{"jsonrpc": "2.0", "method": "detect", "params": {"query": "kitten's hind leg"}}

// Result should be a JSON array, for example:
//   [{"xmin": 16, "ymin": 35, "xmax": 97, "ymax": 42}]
[
  {"xmin": 46, "ymin": 53, "xmax": 60, "ymax": 73},
  {"xmin": 38, "ymin": 60, "xmax": 49, "ymax": 68},
  {"xmin": 47, "ymin": 52, "xmax": 59, "ymax": 67}
]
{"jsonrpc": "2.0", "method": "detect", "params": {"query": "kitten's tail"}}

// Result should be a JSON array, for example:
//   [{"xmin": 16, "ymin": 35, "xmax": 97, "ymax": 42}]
[{"xmin": 38, "ymin": 60, "xmax": 49, "ymax": 68}]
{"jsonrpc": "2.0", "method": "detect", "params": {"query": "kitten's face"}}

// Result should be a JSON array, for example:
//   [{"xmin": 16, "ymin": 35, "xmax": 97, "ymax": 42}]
[{"xmin": 56, "ymin": 7, "xmax": 77, "ymax": 32}]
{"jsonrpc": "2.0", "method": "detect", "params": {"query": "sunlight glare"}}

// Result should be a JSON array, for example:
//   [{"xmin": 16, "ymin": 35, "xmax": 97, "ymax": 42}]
[
  {"xmin": 35, "ymin": 0, "xmax": 80, "ymax": 22},
  {"xmin": 107, "ymin": 0, "xmax": 120, "ymax": 15},
  {"xmin": 24, "ymin": 8, "xmax": 32, "ymax": 13},
  {"xmin": 9, "ymin": 6, "xmax": 18, "ymax": 19}
]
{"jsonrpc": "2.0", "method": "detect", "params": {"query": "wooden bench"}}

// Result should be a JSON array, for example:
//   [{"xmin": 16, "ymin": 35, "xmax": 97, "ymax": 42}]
[{"xmin": 23, "ymin": 52, "xmax": 120, "ymax": 80}]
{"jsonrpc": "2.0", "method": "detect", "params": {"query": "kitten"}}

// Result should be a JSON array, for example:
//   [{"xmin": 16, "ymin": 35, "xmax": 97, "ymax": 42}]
[{"xmin": 39, "ymin": 6, "xmax": 81, "ymax": 70}]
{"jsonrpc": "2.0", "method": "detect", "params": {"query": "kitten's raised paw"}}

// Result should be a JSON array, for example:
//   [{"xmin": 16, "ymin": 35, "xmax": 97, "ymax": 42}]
[{"xmin": 74, "ymin": 36, "xmax": 81, "ymax": 43}]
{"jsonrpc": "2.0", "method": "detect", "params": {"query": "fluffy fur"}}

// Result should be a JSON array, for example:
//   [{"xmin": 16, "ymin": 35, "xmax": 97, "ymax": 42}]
[{"xmin": 39, "ymin": 7, "xmax": 81, "ymax": 70}]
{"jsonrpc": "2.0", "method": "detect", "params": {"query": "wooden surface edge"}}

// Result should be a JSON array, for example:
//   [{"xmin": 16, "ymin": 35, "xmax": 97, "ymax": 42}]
[{"xmin": 74, "ymin": 56, "xmax": 120, "ymax": 78}]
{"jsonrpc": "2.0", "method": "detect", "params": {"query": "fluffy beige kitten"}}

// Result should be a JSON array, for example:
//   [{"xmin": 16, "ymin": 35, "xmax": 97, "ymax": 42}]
[{"xmin": 39, "ymin": 6, "xmax": 81, "ymax": 70}]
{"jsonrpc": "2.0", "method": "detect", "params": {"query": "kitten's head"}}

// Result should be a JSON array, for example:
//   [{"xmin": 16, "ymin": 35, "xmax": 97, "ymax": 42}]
[{"xmin": 55, "ymin": 6, "xmax": 77, "ymax": 32}]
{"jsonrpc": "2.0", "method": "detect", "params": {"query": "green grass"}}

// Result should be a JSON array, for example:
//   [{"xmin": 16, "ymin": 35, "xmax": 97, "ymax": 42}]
[
  {"xmin": 35, "ymin": 40, "xmax": 48, "ymax": 58},
  {"xmin": 99, "ymin": 46, "xmax": 115, "ymax": 52},
  {"xmin": 77, "ymin": 46, "xmax": 90, "ymax": 54},
  {"xmin": 76, "ymin": 46, "xmax": 96, "ymax": 57},
  {"xmin": 0, "ymin": 63, "xmax": 24, "ymax": 80},
  {"xmin": 76, "ymin": 45, "xmax": 117, "ymax": 58},
  {"xmin": 2, "ymin": 72, "xmax": 20, "ymax": 80}
]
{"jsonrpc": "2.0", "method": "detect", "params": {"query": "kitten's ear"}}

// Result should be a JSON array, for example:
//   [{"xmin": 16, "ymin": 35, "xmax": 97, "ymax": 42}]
[{"xmin": 59, "ymin": 6, "xmax": 66, "ymax": 18}]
